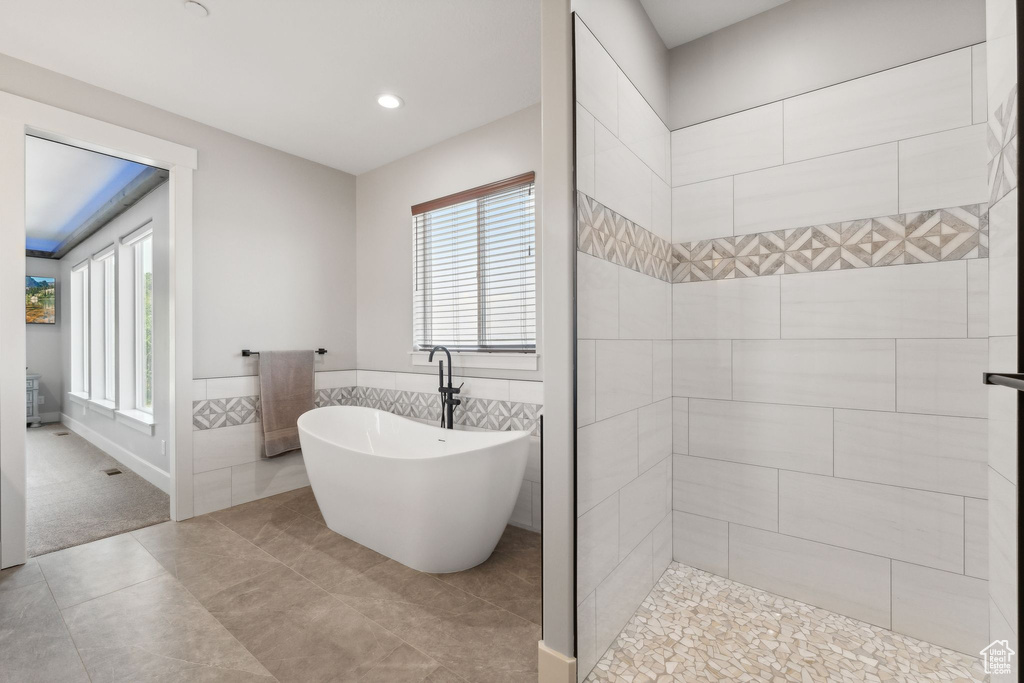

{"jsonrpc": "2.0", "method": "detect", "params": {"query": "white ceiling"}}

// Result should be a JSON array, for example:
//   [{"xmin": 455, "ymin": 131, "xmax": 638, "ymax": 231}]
[
  {"xmin": 0, "ymin": 0, "xmax": 541, "ymax": 175},
  {"xmin": 640, "ymin": 0, "xmax": 791, "ymax": 49},
  {"xmin": 26, "ymin": 137, "xmax": 147, "ymax": 253}
]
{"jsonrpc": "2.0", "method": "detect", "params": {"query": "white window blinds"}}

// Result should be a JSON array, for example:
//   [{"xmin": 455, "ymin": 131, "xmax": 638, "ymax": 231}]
[{"xmin": 413, "ymin": 172, "xmax": 536, "ymax": 352}]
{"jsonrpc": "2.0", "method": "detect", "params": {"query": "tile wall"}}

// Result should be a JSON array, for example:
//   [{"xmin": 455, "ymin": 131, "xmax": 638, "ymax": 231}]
[
  {"xmin": 985, "ymin": 0, "xmax": 1019, "ymax": 677},
  {"xmin": 665, "ymin": 44, "xmax": 992, "ymax": 658},
  {"xmin": 190, "ymin": 369, "xmax": 543, "ymax": 532},
  {"xmin": 575, "ymin": 11, "xmax": 1001, "ymax": 675},
  {"xmin": 574, "ymin": 17, "xmax": 674, "ymax": 680}
]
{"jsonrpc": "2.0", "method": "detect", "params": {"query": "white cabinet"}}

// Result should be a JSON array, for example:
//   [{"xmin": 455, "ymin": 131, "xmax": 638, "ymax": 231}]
[{"xmin": 26, "ymin": 373, "xmax": 40, "ymax": 427}]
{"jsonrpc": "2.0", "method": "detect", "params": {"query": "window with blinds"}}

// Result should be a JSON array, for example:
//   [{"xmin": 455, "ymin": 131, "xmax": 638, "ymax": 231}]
[{"xmin": 413, "ymin": 172, "xmax": 536, "ymax": 352}]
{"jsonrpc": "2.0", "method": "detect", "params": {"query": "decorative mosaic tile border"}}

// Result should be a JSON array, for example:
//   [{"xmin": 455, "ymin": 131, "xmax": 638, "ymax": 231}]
[
  {"xmin": 577, "ymin": 192, "xmax": 673, "ymax": 282},
  {"xmin": 576, "ymin": 192, "xmax": 989, "ymax": 283},
  {"xmin": 672, "ymin": 204, "xmax": 988, "ymax": 282},
  {"xmin": 194, "ymin": 386, "xmax": 541, "ymax": 436},
  {"xmin": 989, "ymin": 82, "xmax": 1018, "ymax": 206}
]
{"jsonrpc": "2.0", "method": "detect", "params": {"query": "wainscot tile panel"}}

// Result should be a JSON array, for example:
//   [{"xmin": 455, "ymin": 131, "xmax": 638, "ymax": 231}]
[{"xmin": 193, "ymin": 385, "xmax": 541, "ymax": 437}]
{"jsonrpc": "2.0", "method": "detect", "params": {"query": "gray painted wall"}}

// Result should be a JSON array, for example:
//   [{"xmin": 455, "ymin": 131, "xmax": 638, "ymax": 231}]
[
  {"xmin": 25, "ymin": 257, "xmax": 61, "ymax": 421},
  {"xmin": 667, "ymin": 0, "xmax": 986, "ymax": 129},
  {"xmin": 354, "ymin": 104, "xmax": 543, "ymax": 381},
  {"xmin": 0, "ymin": 52, "xmax": 358, "ymax": 381}
]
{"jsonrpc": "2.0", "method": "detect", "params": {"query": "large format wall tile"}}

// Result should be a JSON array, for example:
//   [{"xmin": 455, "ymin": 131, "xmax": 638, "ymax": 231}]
[
  {"xmin": 671, "ymin": 103, "xmax": 783, "ymax": 186},
  {"xmin": 688, "ymin": 399, "xmax": 832, "ymax": 475},
  {"xmin": 618, "ymin": 457, "xmax": 671, "ymax": 560},
  {"xmin": 780, "ymin": 261, "xmax": 968, "ymax": 339},
  {"xmin": 595, "ymin": 534, "xmax": 653, "ymax": 652},
  {"xmin": 988, "ymin": 335, "xmax": 1018, "ymax": 484},
  {"xmin": 576, "ymin": 104, "xmax": 596, "ymax": 198},
  {"xmin": 672, "ymin": 340, "xmax": 731, "ymax": 400},
  {"xmin": 596, "ymin": 340, "xmax": 653, "ymax": 419},
  {"xmin": 673, "ymin": 277, "xmax": 781, "ymax": 340},
  {"xmin": 896, "ymin": 338, "xmax": 988, "ymax": 418},
  {"xmin": 779, "ymin": 472, "xmax": 964, "ymax": 572},
  {"xmin": 193, "ymin": 422, "xmax": 263, "ymax": 473},
  {"xmin": 578, "ymin": 252, "xmax": 619, "ymax": 340},
  {"xmin": 596, "ymin": 123, "xmax": 653, "ymax": 231},
  {"xmin": 638, "ymin": 398, "xmax": 672, "ymax": 473},
  {"xmin": 968, "ymin": 259, "xmax": 990, "ymax": 337},
  {"xmin": 965, "ymin": 497, "xmax": 989, "ymax": 579},
  {"xmin": 671, "ymin": 510, "xmax": 728, "ymax": 576},
  {"xmin": 988, "ymin": 189, "xmax": 1018, "ymax": 338},
  {"xmin": 988, "ymin": 468, "xmax": 1018, "ymax": 630},
  {"xmin": 784, "ymin": 48, "xmax": 973, "ymax": 163},
  {"xmin": 230, "ymin": 452, "xmax": 309, "ymax": 506},
  {"xmin": 972, "ymin": 44, "xmax": 988, "ymax": 124},
  {"xmin": 671, "ymin": 177, "xmax": 732, "ymax": 243},
  {"xmin": 733, "ymin": 339, "xmax": 895, "ymax": 410},
  {"xmin": 733, "ymin": 144, "xmax": 899, "ymax": 235},
  {"xmin": 652, "ymin": 341, "xmax": 672, "ymax": 402},
  {"xmin": 619, "ymin": 267, "xmax": 670, "ymax": 340},
  {"xmin": 574, "ymin": 18, "xmax": 617, "ymax": 134},
  {"xmin": 891, "ymin": 561, "xmax": 989, "ymax": 655},
  {"xmin": 577, "ymin": 493, "xmax": 619, "ymax": 604},
  {"xmin": 193, "ymin": 469, "xmax": 232, "ymax": 515},
  {"xmin": 652, "ymin": 176, "xmax": 672, "ymax": 243},
  {"xmin": 673, "ymin": 455, "xmax": 778, "ymax": 531},
  {"xmin": 672, "ymin": 397, "xmax": 688, "ymax": 454},
  {"xmin": 899, "ymin": 123, "xmax": 989, "ymax": 212},
  {"xmin": 834, "ymin": 410, "xmax": 987, "ymax": 497},
  {"xmin": 618, "ymin": 72, "xmax": 669, "ymax": 183},
  {"xmin": 578, "ymin": 411, "xmax": 638, "ymax": 514},
  {"xmin": 728, "ymin": 525, "xmax": 892, "ymax": 628}
]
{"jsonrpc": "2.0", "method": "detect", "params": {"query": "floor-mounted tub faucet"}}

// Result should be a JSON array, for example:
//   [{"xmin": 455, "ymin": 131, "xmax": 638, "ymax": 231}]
[{"xmin": 428, "ymin": 345, "xmax": 462, "ymax": 429}]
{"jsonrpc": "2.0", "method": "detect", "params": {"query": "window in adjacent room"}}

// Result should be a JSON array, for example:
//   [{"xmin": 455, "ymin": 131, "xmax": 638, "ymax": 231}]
[
  {"xmin": 134, "ymin": 233, "xmax": 154, "ymax": 412},
  {"xmin": 70, "ymin": 261, "xmax": 89, "ymax": 395},
  {"xmin": 91, "ymin": 247, "xmax": 117, "ymax": 402},
  {"xmin": 412, "ymin": 172, "xmax": 536, "ymax": 352}
]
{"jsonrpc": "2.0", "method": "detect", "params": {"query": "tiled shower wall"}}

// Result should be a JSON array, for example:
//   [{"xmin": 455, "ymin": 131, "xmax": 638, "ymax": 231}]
[
  {"xmin": 984, "ymin": 0, "xmax": 1019, "ymax": 676},
  {"xmin": 574, "ymin": 17, "xmax": 674, "ymax": 679},
  {"xmin": 668, "ymin": 45, "xmax": 992, "ymax": 657},
  {"xmin": 190, "ymin": 370, "xmax": 543, "ymax": 532}
]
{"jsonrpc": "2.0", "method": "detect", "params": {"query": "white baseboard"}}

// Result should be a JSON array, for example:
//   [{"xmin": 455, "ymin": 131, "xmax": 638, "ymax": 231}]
[
  {"xmin": 538, "ymin": 641, "xmax": 576, "ymax": 683},
  {"xmin": 61, "ymin": 412, "xmax": 171, "ymax": 494}
]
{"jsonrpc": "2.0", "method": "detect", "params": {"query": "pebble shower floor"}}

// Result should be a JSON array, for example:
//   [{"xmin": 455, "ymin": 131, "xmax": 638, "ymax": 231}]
[{"xmin": 584, "ymin": 564, "xmax": 985, "ymax": 683}]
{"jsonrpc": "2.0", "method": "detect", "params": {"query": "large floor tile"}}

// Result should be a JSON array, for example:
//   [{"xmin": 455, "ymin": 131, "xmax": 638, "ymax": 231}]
[
  {"xmin": 131, "ymin": 516, "xmax": 282, "ymax": 603},
  {"xmin": 0, "ymin": 558, "xmax": 45, "ymax": 593},
  {"xmin": 203, "ymin": 563, "xmax": 403, "ymax": 682},
  {"xmin": 36, "ymin": 533, "xmax": 165, "ymax": 609},
  {"xmin": 359, "ymin": 643, "xmax": 443, "ymax": 683},
  {"xmin": 333, "ymin": 560, "xmax": 538, "ymax": 683},
  {"xmin": 431, "ymin": 552, "xmax": 541, "ymax": 625},
  {"xmin": 0, "ymin": 581, "xmax": 89, "ymax": 683},
  {"xmin": 61, "ymin": 574, "xmax": 273, "ymax": 682}
]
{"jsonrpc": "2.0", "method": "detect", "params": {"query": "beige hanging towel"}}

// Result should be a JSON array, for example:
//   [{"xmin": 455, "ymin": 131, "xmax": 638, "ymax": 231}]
[{"xmin": 258, "ymin": 350, "xmax": 314, "ymax": 457}]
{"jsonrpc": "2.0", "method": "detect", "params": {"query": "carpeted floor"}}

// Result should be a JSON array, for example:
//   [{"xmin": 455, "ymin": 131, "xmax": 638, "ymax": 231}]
[{"xmin": 27, "ymin": 423, "xmax": 170, "ymax": 557}]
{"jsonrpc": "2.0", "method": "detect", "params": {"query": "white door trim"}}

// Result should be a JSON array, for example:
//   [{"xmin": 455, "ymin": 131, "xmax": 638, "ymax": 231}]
[{"xmin": 0, "ymin": 90, "xmax": 197, "ymax": 568}]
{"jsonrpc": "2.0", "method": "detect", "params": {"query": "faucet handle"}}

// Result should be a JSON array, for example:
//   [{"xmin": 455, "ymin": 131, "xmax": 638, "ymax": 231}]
[{"xmin": 452, "ymin": 382, "xmax": 464, "ymax": 394}]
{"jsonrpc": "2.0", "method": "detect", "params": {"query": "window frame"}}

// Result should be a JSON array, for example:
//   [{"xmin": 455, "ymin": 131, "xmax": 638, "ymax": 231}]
[{"xmin": 411, "ymin": 171, "xmax": 537, "ymax": 355}]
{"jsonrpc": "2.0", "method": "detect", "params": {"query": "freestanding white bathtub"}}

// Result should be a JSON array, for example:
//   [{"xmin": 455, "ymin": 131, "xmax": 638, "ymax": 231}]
[{"xmin": 297, "ymin": 406, "xmax": 531, "ymax": 573}]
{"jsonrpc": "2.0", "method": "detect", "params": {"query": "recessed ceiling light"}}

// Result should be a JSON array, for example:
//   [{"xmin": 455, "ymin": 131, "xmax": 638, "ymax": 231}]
[
  {"xmin": 183, "ymin": 1, "xmax": 209, "ymax": 18},
  {"xmin": 377, "ymin": 94, "xmax": 404, "ymax": 109}
]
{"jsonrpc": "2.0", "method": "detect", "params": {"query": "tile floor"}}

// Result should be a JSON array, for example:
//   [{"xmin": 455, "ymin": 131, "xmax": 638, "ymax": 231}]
[
  {"xmin": 584, "ymin": 563, "xmax": 986, "ymax": 683},
  {"xmin": 0, "ymin": 486, "xmax": 541, "ymax": 683}
]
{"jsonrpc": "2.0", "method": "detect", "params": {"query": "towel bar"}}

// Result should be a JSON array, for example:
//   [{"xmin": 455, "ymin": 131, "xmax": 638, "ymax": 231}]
[
  {"xmin": 242, "ymin": 348, "xmax": 327, "ymax": 357},
  {"xmin": 983, "ymin": 372, "xmax": 1024, "ymax": 391}
]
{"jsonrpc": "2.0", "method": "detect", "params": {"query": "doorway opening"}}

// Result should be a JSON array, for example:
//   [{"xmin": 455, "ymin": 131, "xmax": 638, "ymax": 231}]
[{"xmin": 24, "ymin": 136, "xmax": 171, "ymax": 557}]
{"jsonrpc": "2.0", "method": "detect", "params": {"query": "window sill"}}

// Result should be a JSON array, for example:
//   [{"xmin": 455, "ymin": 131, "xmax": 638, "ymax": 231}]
[
  {"xmin": 115, "ymin": 409, "xmax": 156, "ymax": 435},
  {"xmin": 87, "ymin": 399, "xmax": 116, "ymax": 419},
  {"xmin": 409, "ymin": 350, "xmax": 538, "ymax": 371},
  {"xmin": 67, "ymin": 392, "xmax": 90, "ymax": 406}
]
